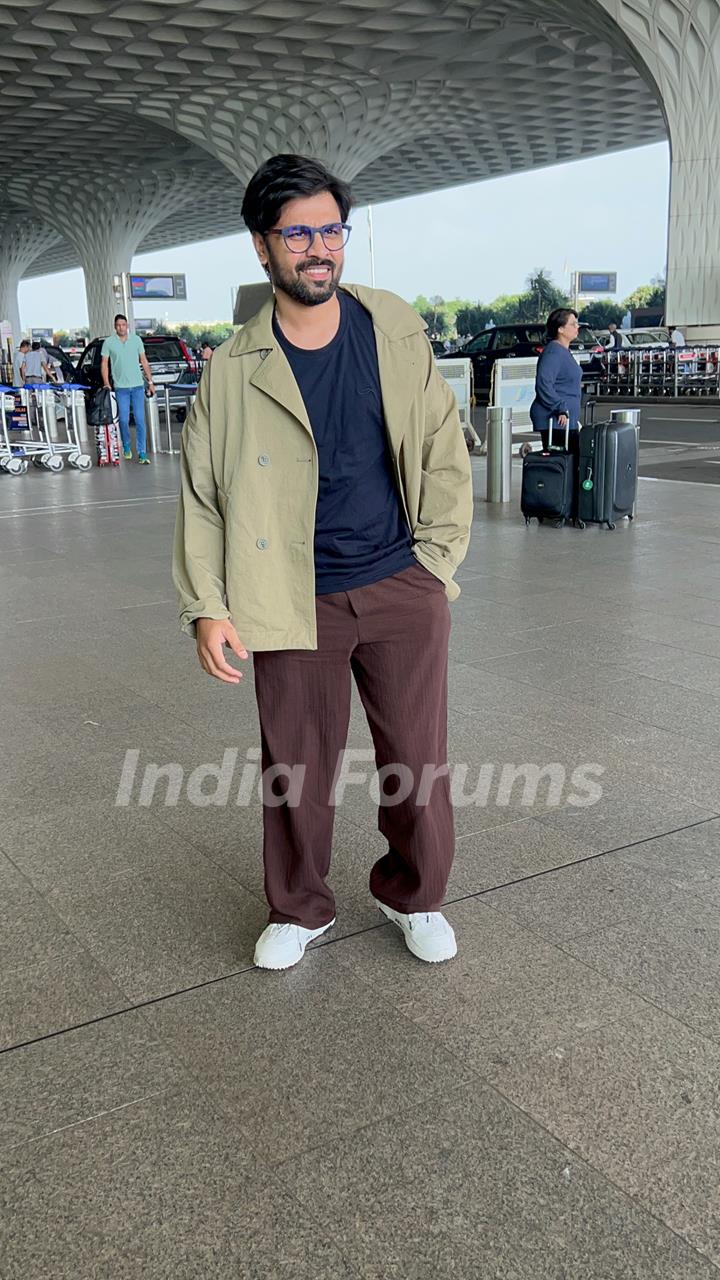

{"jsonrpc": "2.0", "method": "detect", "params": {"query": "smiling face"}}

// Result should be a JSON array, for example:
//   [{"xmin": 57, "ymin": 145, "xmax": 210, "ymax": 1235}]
[{"xmin": 254, "ymin": 191, "xmax": 345, "ymax": 307}]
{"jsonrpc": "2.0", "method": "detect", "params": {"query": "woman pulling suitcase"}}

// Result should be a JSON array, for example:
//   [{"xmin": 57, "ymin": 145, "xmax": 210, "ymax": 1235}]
[
  {"xmin": 521, "ymin": 308, "xmax": 583, "ymax": 527},
  {"xmin": 529, "ymin": 307, "xmax": 583, "ymax": 458}
]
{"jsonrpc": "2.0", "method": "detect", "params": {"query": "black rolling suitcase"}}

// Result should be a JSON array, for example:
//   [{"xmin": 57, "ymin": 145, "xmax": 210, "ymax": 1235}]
[
  {"xmin": 521, "ymin": 419, "xmax": 575, "ymax": 527},
  {"xmin": 577, "ymin": 420, "xmax": 638, "ymax": 529}
]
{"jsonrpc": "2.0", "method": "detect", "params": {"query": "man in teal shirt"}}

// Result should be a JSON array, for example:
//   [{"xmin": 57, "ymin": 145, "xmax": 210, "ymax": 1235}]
[{"xmin": 101, "ymin": 314, "xmax": 156, "ymax": 463}]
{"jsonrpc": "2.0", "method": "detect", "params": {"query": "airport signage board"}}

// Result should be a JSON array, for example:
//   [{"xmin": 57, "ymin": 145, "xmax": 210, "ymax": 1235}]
[
  {"xmin": 577, "ymin": 271, "xmax": 617, "ymax": 295},
  {"xmin": 129, "ymin": 273, "xmax": 187, "ymax": 301}
]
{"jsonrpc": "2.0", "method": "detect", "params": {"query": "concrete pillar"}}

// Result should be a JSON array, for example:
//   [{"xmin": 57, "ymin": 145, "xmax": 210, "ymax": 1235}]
[
  {"xmin": 6, "ymin": 169, "xmax": 195, "ymax": 338},
  {"xmin": 597, "ymin": 0, "xmax": 720, "ymax": 339},
  {"xmin": 0, "ymin": 211, "xmax": 61, "ymax": 346}
]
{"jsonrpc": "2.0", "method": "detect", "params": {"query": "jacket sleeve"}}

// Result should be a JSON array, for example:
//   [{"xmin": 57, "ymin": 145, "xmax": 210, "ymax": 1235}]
[
  {"xmin": 534, "ymin": 347, "xmax": 568, "ymax": 416},
  {"xmin": 413, "ymin": 340, "xmax": 474, "ymax": 596},
  {"xmin": 172, "ymin": 367, "xmax": 232, "ymax": 637}
]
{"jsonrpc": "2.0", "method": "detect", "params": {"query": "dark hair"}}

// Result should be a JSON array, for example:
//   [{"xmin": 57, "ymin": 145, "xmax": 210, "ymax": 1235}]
[
  {"xmin": 546, "ymin": 308, "xmax": 578, "ymax": 340},
  {"xmin": 31, "ymin": 341, "xmax": 41, "ymax": 350},
  {"xmin": 241, "ymin": 154, "xmax": 353, "ymax": 236},
  {"xmin": 19, "ymin": 339, "xmax": 30, "ymax": 348},
  {"xmin": 114, "ymin": 313, "xmax": 127, "ymax": 325}
]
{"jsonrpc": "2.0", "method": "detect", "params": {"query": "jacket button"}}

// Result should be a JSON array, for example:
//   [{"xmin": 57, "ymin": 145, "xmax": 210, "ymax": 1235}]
[
  {"xmin": 256, "ymin": 537, "xmax": 268, "ymax": 550},
  {"xmin": 258, "ymin": 454, "xmax": 269, "ymax": 466}
]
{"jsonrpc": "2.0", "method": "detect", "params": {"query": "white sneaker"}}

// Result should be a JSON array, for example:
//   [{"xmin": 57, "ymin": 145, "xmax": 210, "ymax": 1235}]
[
  {"xmin": 373, "ymin": 898, "xmax": 457, "ymax": 963},
  {"xmin": 254, "ymin": 919, "xmax": 335, "ymax": 970}
]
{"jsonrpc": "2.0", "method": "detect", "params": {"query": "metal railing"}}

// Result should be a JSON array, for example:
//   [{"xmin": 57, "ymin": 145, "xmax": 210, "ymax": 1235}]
[{"xmin": 597, "ymin": 347, "xmax": 720, "ymax": 398}]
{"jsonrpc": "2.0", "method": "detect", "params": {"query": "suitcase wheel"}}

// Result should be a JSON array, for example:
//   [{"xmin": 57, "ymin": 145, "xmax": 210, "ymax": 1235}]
[
  {"xmin": 607, "ymin": 521, "xmax": 616, "ymax": 531},
  {"xmin": 576, "ymin": 520, "xmax": 586, "ymax": 530}
]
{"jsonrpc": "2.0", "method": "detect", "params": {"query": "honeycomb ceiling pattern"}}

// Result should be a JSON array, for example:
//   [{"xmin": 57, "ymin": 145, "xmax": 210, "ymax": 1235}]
[{"xmin": 0, "ymin": 0, "xmax": 667, "ymax": 284}]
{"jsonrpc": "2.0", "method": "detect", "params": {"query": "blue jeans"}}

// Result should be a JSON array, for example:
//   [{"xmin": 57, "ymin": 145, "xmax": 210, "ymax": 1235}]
[{"xmin": 115, "ymin": 385, "xmax": 147, "ymax": 455}]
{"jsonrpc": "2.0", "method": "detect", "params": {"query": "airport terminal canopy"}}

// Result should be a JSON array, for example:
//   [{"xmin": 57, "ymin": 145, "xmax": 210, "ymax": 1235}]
[{"xmin": 0, "ymin": 0, "xmax": 718, "ymax": 336}]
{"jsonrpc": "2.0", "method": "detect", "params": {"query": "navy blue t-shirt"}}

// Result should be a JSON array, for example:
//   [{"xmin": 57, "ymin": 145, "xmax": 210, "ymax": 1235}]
[{"xmin": 273, "ymin": 292, "xmax": 414, "ymax": 595}]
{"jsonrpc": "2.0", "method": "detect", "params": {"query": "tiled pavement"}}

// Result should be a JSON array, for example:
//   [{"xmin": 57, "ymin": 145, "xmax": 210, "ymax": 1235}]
[{"xmin": 1, "ymin": 458, "xmax": 720, "ymax": 1278}]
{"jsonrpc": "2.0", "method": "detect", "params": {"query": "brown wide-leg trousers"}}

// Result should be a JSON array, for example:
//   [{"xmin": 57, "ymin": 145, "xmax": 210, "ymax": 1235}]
[{"xmin": 252, "ymin": 563, "xmax": 454, "ymax": 928}]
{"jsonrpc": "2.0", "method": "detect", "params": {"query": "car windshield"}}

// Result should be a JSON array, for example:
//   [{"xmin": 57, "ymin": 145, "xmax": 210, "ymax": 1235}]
[
  {"xmin": 145, "ymin": 340, "xmax": 183, "ymax": 363},
  {"xmin": 625, "ymin": 331, "xmax": 667, "ymax": 346}
]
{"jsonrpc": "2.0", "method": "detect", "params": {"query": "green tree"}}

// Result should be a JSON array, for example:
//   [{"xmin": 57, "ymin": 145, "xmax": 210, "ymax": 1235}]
[
  {"xmin": 454, "ymin": 303, "xmax": 494, "ymax": 336},
  {"xmin": 578, "ymin": 299, "xmax": 626, "ymax": 328},
  {"xmin": 522, "ymin": 269, "xmax": 569, "ymax": 322},
  {"xmin": 487, "ymin": 294, "xmax": 523, "ymax": 324},
  {"xmin": 623, "ymin": 281, "xmax": 666, "ymax": 311}
]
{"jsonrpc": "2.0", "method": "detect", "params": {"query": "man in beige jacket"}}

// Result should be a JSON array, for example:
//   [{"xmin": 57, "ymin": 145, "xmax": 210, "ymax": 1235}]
[{"xmin": 174, "ymin": 154, "xmax": 473, "ymax": 971}]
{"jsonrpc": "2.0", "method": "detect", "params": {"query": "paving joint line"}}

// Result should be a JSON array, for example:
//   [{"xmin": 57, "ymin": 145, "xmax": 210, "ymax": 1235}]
[{"xmin": 2, "ymin": 815, "xmax": 717, "ymax": 1060}]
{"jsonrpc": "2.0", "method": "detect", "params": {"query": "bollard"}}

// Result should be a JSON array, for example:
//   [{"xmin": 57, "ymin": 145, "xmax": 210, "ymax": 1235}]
[
  {"xmin": 486, "ymin": 405, "xmax": 513, "ymax": 503},
  {"xmin": 145, "ymin": 390, "xmax": 161, "ymax": 454}
]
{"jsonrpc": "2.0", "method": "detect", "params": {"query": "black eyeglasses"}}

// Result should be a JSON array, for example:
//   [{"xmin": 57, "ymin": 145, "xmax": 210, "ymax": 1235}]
[{"xmin": 265, "ymin": 223, "xmax": 352, "ymax": 254}]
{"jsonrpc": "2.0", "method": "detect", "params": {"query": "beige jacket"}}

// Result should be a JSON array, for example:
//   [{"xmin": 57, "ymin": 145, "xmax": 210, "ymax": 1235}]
[{"xmin": 173, "ymin": 284, "xmax": 473, "ymax": 650}]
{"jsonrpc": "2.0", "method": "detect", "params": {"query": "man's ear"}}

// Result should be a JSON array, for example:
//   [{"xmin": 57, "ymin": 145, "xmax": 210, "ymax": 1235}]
[{"xmin": 251, "ymin": 231, "xmax": 268, "ymax": 269}]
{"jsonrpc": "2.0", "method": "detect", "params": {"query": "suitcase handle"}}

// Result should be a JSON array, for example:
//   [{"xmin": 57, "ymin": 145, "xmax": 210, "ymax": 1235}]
[{"xmin": 548, "ymin": 416, "xmax": 570, "ymax": 452}]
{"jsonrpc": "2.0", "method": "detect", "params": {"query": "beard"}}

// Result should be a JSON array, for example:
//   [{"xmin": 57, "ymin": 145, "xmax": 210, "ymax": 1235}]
[{"xmin": 265, "ymin": 247, "xmax": 343, "ymax": 307}]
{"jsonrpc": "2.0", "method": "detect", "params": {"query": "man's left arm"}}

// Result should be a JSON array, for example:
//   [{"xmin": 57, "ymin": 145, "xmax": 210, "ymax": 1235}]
[
  {"xmin": 413, "ymin": 341, "xmax": 473, "ymax": 592},
  {"xmin": 138, "ymin": 345, "xmax": 155, "ymax": 393}
]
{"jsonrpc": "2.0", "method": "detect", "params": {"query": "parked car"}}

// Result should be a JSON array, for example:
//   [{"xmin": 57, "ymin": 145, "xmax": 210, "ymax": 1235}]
[
  {"xmin": 596, "ymin": 327, "xmax": 669, "ymax": 350},
  {"xmin": 73, "ymin": 333, "xmax": 199, "ymax": 417},
  {"xmin": 438, "ymin": 323, "xmax": 604, "ymax": 395},
  {"xmin": 40, "ymin": 343, "xmax": 79, "ymax": 384}
]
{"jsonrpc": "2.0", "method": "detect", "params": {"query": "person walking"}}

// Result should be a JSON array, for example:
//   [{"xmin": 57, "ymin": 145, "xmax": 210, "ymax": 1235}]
[
  {"xmin": 174, "ymin": 153, "xmax": 473, "ymax": 972},
  {"xmin": 530, "ymin": 307, "xmax": 583, "ymax": 457},
  {"xmin": 100, "ymin": 314, "xmax": 155, "ymax": 463},
  {"xmin": 12, "ymin": 339, "xmax": 30, "ymax": 385}
]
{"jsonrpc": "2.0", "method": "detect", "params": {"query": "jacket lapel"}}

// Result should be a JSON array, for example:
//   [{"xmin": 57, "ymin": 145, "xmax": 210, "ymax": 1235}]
[{"xmin": 249, "ymin": 346, "xmax": 314, "ymax": 441}]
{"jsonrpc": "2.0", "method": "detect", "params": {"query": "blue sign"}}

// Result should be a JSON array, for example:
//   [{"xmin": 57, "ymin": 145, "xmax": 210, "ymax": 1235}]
[
  {"xmin": 129, "ymin": 274, "xmax": 187, "ymax": 301},
  {"xmin": 578, "ymin": 272, "xmax": 617, "ymax": 294}
]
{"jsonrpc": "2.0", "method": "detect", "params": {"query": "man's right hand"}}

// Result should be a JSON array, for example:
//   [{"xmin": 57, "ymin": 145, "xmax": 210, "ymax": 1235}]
[
  {"xmin": 196, "ymin": 618, "xmax": 248, "ymax": 684},
  {"xmin": 558, "ymin": 413, "xmax": 569, "ymax": 427}
]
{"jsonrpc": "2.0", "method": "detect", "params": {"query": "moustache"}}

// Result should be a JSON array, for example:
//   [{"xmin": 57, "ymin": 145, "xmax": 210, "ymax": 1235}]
[{"xmin": 297, "ymin": 259, "xmax": 335, "ymax": 272}]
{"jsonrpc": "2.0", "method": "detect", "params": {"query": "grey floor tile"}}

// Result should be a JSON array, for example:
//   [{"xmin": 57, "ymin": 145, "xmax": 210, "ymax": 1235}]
[
  {"xmin": 0, "ymin": 1008, "xmax": 185, "ymax": 1150},
  {"xmin": 537, "ymin": 772, "xmax": 717, "ymax": 853},
  {"xmin": 0, "ymin": 937, "xmax": 129, "ymax": 1051},
  {"xmin": 153, "ymin": 793, "xmax": 268, "ymax": 896},
  {"xmin": 145, "ymin": 949, "xmax": 476, "ymax": 1164},
  {"xmin": 275, "ymin": 1079, "xmax": 717, "ymax": 1279},
  {"xmin": 557, "ymin": 886, "xmax": 720, "ymax": 1043},
  {"xmin": 447, "ymin": 816, "xmax": 603, "ymax": 896},
  {"xmin": 333, "ymin": 897, "xmax": 640, "ymax": 1070},
  {"xmin": 485, "ymin": 1006, "xmax": 720, "ymax": 1269},
  {"xmin": 585, "ymin": 675, "xmax": 720, "ymax": 749},
  {"xmin": 0, "ymin": 1088, "xmax": 358, "ymax": 1280},
  {"xmin": 0, "ymin": 799, "xmax": 228, "ymax": 896},
  {"xmin": 0, "ymin": 881, "xmax": 80, "ymax": 977},
  {"xmin": 482, "ymin": 853, "xmax": 717, "ymax": 943},
  {"xmin": 46, "ymin": 857, "xmax": 268, "ymax": 1002},
  {"xmin": 611, "ymin": 818, "xmax": 720, "ymax": 889}
]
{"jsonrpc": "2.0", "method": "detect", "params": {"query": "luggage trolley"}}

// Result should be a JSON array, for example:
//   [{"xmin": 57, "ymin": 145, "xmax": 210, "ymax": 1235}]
[
  {"xmin": 0, "ymin": 385, "xmax": 29, "ymax": 475},
  {"xmin": 159, "ymin": 384, "xmax": 198, "ymax": 455},
  {"xmin": 21, "ymin": 383, "xmax": 66, "ymax": 471},
  {"xmin": 53, "ymin": 383, "xmax": 92, "ymax": 469}
]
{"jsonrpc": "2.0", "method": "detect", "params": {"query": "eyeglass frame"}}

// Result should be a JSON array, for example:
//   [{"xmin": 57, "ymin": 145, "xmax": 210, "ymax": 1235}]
[{"xmin": 264, "ymin": 223, "xmax": 352, "ymax": 254}]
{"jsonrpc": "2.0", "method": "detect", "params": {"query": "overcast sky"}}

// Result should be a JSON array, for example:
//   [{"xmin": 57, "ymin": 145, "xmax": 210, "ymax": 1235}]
[{"xmin": 18, "ymin": 142, "xmax": 669, "ymax": 330}]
